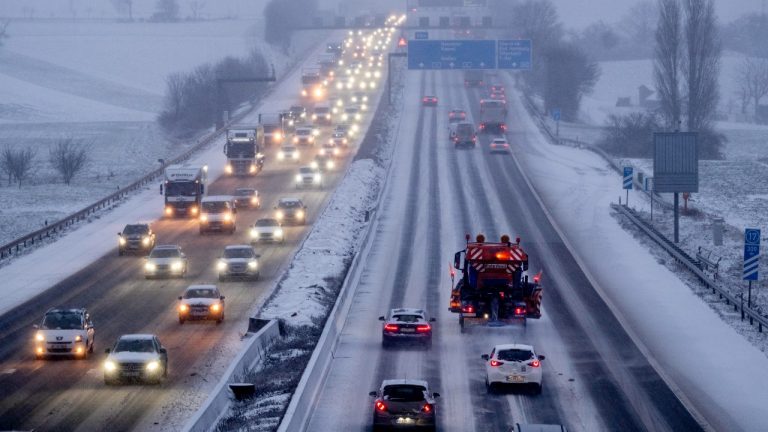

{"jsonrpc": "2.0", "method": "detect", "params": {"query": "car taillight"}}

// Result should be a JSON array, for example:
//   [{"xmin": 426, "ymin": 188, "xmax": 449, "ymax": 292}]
[
  {"xmin": 490, "ymin": 359, "xmax": 504, "ymax": 367},
  {"xmin": 528, "ymin": 360, "xmax": 540, "ymax": 368},
  {"xmin": 384, "ymin": 324, "xmax": 399, "ymax": 332},
  {"xmin": 375, "ymin": 400, "xmax": 387, "ymax": 412},
  {"xmin": 422, "ymin": 403, "xmax": 432, "ymax": 413},
  {"xmin": 416, "ymin": 324, "xmax": 431, "ymax": 333},
  {"xmin": 462, "ymin": 305, "xmax": 474, "ymax": 313},
  {"xmin": 514, "ymin": 306, "xmax": 525, "ymax": 315}
]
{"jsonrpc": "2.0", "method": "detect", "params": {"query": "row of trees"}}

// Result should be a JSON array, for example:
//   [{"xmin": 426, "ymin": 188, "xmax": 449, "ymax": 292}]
[
  {"xmin": 111, "ymin": 0, "xmax": 183, "ymax": 22},
  {"xmin": 490, "ymin": 0, "xmax": 600, "ymax": 121},
  {"xmin": 263, "ymin": 0, "xmax": 318, "ymax": 54},
  {"xmin": 0, "ymin": 139, "xmax": 90, "ymax": 188}
]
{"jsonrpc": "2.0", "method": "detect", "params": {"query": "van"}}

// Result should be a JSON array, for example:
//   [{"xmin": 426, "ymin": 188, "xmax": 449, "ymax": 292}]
[
  {"xmin": 450, "ymin": 122, "xmax": 477, "ymax": 148},
  {"xmin": 199, "ymin": 195, "xmax": 237, "ymax": 234}
]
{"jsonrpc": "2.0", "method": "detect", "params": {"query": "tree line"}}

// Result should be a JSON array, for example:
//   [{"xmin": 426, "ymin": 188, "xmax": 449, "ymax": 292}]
[{"xmin": 0, "ymin": 139, "xmax": 91, "ymax": 188}]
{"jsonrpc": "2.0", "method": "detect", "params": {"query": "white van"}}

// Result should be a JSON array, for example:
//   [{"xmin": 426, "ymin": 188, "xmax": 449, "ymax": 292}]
[{"xmin": 199, "ymin": 195, "xmax": 237, "ymax": 234}]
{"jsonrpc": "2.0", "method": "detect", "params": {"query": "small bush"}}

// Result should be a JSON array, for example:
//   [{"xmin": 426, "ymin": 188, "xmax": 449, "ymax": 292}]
[{"xmin": 599, "ymin": 111, "xmax": 661, "ymax": 158}]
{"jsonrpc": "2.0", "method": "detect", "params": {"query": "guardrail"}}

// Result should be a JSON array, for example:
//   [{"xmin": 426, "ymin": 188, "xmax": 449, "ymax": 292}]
[
  {"xmin": 613, "ymin": 203, "xmax": 768, "ymax": 332},
  {"xmin": 185, "ymin": 319, "xmax": 280, "ymax": 432}
]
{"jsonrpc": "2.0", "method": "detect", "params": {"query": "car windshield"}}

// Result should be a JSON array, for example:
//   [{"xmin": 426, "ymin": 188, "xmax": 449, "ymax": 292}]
[
  {"xmin": 184, "ymin": 288, "xmax": 219, "ymax": 298},
  {"xmin": 202, "ymin": 201, "xmax": 229, "ymax": 212},
  {"xmin": 497, "ymin": 349, "xmax": 534, "ymax": 362},
  {"xmin": 493, "ymin": 139, "xmax": 506, "ymax": 144},
  {"xmin": 114, "ymin": 338, "xmax": 155, "ymax": 353},
  {"xmin": 123, "ymin": 225, "xmax": 147, "ymax": 235},
  {"xmin": 282, "ymin": 146, "xmax": 296, "ymax": 152},
  {"xmin": 297, "ymin": 129, "xmax": 311, "ymax": 136},
  {"xmin": 383, "ymin": 385, "xmax": 427, "ymax": 402},
  {"xmin": 392, "ymin": 314, "xmax": 422, "ymax": 323},
  {"xmin": 333, "ymin": 133, "xmax": 344, "ymax": 138},
  {"xmin": 235, "ymin": 189, "xmax": 254, "ymax": 196},
  {"xmin": 279, "ymin": 200, "xmax": 301, "ymax": 208},
  {"xmin": 315, "ymin": 107, "xmax": 329, "ymax": 113},
  {"xmin": 255, "ymin": 219, "xmax": 278, "ymax": 227},
  {"xmin": 300, "ymin": 167, "xmax": 313, "ymax": 174},
  {"xmin": 150, "ymin": 248, "xmax": 180, "ymax": 258},
  {"xmin": 41, "ymin": 311, "xmax": 82, "ymax": 330},
  {"xmin": 224, "ymin": 248, "xmax": 254, "ymax": 259},
  {"xmin": 457, "ymin": 124, "xmax": 473, "ymax": 133}
]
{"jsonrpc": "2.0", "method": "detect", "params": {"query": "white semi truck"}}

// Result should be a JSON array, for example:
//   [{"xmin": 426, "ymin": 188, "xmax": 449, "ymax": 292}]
[{"xmin": 162, "ymin": 164, "xmax": 207, "ymax": 218}]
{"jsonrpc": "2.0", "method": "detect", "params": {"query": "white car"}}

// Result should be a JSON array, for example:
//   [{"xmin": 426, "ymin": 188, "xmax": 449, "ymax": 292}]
[
  {"xmin": 177, "ymin": 284, "xmax": 225, "ymax": 324},
  {"xmin": 320, "ymin": 141, "xmax": 342, "ymax": 157},
  {"xmin": 277, "ymin": 145, "xmax": 300, "ymax": 161},
  {"xmin": 342, "ymin": 105, "xmax": 362, "ymax": 122},
  {"xmin": 217, "ymin": 245, "xmax": 260, "ymax": 281},
  {"xmin": 199, "ymin": 195, "xmax": 237, "ymax": 234},
  {"xmin": 292, "ymin": 127, "xmax": 316, "ymax": 146},
  {"xmin": 250, "ymin": 218, "xmax": 285, "ymax": 243},
  {"xmin": 33, "ymin": 308, "xmax": 94, "ymax": 360},
  {"xmin": 489, "ymin": 137, "xmax": 510, "ymax": 154},
  {"xmin": 482, "ymin": 343, "xmax": 545, "ymax": 394},
  {"xmin": 295, "ymin": 166, "xmax": 324, "ymax": 189},
  {"xmin": 103, "ymin": 334, "xmax": 168, "ymax": 385},
  {"xmin": 144, "ymin": 245, "xmax": 188, "ymax": 279}
]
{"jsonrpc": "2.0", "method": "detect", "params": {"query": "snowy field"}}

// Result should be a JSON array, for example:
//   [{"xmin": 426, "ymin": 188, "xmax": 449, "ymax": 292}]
[{"xmin": 0, "ymin": 19, "xmax": 315, "ymax": 246}]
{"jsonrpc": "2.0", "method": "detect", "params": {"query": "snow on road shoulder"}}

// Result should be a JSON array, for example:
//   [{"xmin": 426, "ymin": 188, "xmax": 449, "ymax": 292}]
[
  {"xmin": 258, "ymin": 159, "xmax": 384, "ymax": 326},
  {"xmin": 511, "ymin": 88, "xmax": 768, "ymax": 432}
]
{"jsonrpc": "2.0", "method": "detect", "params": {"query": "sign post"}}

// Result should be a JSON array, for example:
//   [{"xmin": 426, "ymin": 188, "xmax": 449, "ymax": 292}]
[
  {"xmin": 645, "ymin": 177, "xmax": 654, "ymax": 221},
  {"xmin": 653, "ymin": 132, "xmax": 699, "ymax": 243},
  {"xmin": 622, "ymin": 166, "xmax": 633, "ymax": 206},
  {"xmin": 551, "ymin": 108, "xmax": 561, "ymax": 137},
  {"xmin": 743, "ymin": 228, "xmax": 761, "ymax": 308}
]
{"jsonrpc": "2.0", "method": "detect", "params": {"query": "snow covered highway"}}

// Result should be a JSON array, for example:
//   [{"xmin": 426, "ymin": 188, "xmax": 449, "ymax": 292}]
[{"xmin": 303, "ymin": 70, "xmax": 703, "ymax": 432}]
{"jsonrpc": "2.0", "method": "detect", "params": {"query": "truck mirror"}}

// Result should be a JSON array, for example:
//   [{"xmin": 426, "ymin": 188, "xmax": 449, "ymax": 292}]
[
  {"xmin": 177, "ymin": 296, "xmax": 182, "ymax": 300},
  {"xmin": 538, "ymin": 355, "xmax": 546, "ymax": 361},
  {"xmin": 481, "ymin": 354, "xmax": 489, "ymax": 361},
  {"xmin": 117, "ymin": 232, "xmax": 121, "ymax": 236},
  {"xmin": 378, "ymin": 316, "xmax": 385, "ymax": 321},
  {"xmin": 429, "ymin": 318, "xmax": 436, "ymax": 322},
  {"xmin": 453, "ymin": 251, "xmax": 462, "ymax": 270},
  {"xmin": 369, "ymin": 391, "xmax": 377, "ymax": 397},
  {"xmin": 105, "ymin": 348, "xmax": 111, "ymax": 354},
  {"xmin": 159, "ymin": 184, "xmax": 163, "ymax": 195},
  {"xmin": 220, "ymin": 296, "xmax": 226, "ymax": 300}
]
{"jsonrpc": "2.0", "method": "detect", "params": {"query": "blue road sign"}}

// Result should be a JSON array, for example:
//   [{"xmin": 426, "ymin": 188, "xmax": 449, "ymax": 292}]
[
  {"xmin": 623, "ymin": 167, "xmax": 633, "ymax": 190},
  {"xmin": 743, "ymin": 228, "xmax": 761, "ymax": 281},
  {"xmin": 414, "ymin": 31, "xmax": 429, "ymax": 40},
  {"xmin": 408, "ymin": 40, "xmax": 496, "ymax": 70},
  {"xmin": 498, "ymin": 39, "xmax": 532, "ymax": 70},
  {"xmin": 551, "ymin": 108, "xmax": 561, "ymax": 122}
]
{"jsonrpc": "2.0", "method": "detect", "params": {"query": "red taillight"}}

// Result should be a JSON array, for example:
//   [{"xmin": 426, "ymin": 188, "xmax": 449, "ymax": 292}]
[
  {"xmin": 462, "ymin": 305, "xmax": 474, "ymax": 313},
  {"xmin": 422, "ymin": 403, "xmax": 432, "ymax": 413},
  {"xmin": 384, "ymin": 323, "xmax": 399, "ymax": 332},
  {"xmin": 528, "ymin": 360, "xmax": 540, "ymax": 368},
  {"xmin": 490, "ymin": 359, "xmax": 504, "ymax": 367},
  {"xmin": 416, "ymin": 324, "xmax": 431, "ymax": 333},
  {"xmin": 514, "ymin": 307, "xmax": 525, "ymax": 315},
  {"xmin": 375, "ymin": 400, "xmax": 387, "ymax": 412}
]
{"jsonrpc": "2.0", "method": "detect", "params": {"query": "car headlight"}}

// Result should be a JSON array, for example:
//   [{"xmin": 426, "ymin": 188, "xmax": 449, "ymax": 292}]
[
  {"xmin": 104, "ymin": 360, "xmax": 117, "ymax": 372},
  {"xmin": 75, "ymin": 335, "xmax": 82, "ymax": 342},
  {"xmin": 276, "ymin": 210, "xmax": 284, "ymax": 220},
  {"xmin": 145, "ymin": 262, "xmax": 156, "ymax": 271},
  {"xmin": 278, "ymin": 152, "xmax": 285, "ymax": 160},
  {"xmin": 251, "ymin": 197, "xmax": 258, "ymax": 205},
  {"xmin": 225, "ymin": 165, "xmax": 233, "ymax": 174},
  {"xmin": 190, "ymin": 206, "xmax": 198, "ymax": 215},
  {"xmin": 336, "ymin": 82, "xmax": 343, "ymax": 90},
  {"xmin": 313, "ymin": 129, "xmax": 320, "ymax": 136},
  {"xmin": 250, "ymin": 228, "xmax": 258, "ymax": 238},
  {"xmin": 314, "ymin": 174, "xmax": 321, "ymax": 182},
  {"xmin": 119, "ymin": 237, "xmax": 126, "ymax": 246},
  {"xmin": 223, "ymin": 213, "xmax": 232, "ymax": 222},
  {"xmin": 171, "ymin": 261, "xmax": 183, "ymax": 271},
  {"xmin": 146, "ymin": 361, "xmax": 160, "ymax": 372},
  {"xmin": 211, "ymin": 304, "xmax": 221, "ymax": 312},
  {"xmin": 179, "ymin": 304, "xmax": 189, "ymax": 312},
  {"xmin": 275, "ymin": 228, "xmax": 284, "ymax": 238},
  {"xmin": 295, "ymin": 174, "xmax": 303, "ymax": 182},
  {"xmin": 296, "ymin": 210, "xmax": 305, "ymax": 219},
  {"xmin": 293, "ymin": 137, "xmax": 299, "ymax": 144},
  {"xmin": 310, "ymin": 161, "xmax": 319, "ymax": 169},
  {"xmin": 35, "ymin": 332, "xmax": 44, "ymax": 342},
  {"xmin": 217, "ymin": 260, "xmax": 227, "ymax": 271},
  {"xmin": 200, "ymin": 214, "xmax": 208, "ymax": 222},
  {"xmin": 328, "ymin": 161, "xmax": 335, "ymax": 169},
  {"xmin": 142, "ymin": 237, "xmax": 150, "ymax": 246},
  {"xmin": 248, "ymin": 260, "xmax": 258, "ymax": 269},
  {"xmin": 292, "ymin": 152, "xmax": 299, "ymax": 159}
]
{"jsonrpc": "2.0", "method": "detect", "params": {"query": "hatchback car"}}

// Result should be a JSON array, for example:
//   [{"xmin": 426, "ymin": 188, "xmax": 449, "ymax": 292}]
[
  {"xmin": 233, "ymin": 188, "xmax": 260, "ymax": 209},
  {"xmin": 311, "ymin": 154, "xmax": 336, "ymax": 171},
  {"xmin": 177, "ymin": 285, "xmax": 225, "ymax": 323},
  {"xmin": 144, "ymin": 245, "xmax": 188, "ymax": 279},
  {"xmin": 103, "ymin": 334, "xmax": 168, "ymax": 385},
  {"xmin": 277, "ymin": 145, "xmax": 300, "ymax": 161},
  {"xmin": 483, "ymin": 343, "xmax": 545, "ymax": 394},
  {"xmin": 379, "ymin": 308, "xmax": 435, "ymax": 348},
  {"xmin": 295, "ymin": 166, "xmax": 324, "ymax": 189},
  {"xmin": 490, "ymin": 137, "xmax": 511, "ymax": 154},
  {"xmin": 33, "ymin": 308, "xmax": 94, "ymax": 360},
  {"xmin": 217, "ymin": 245, "xmax": 260, "ymax": 281},
  {"xmin": 421, "ymin": 95, "xmax": 438, "ymax": 106},
  {"xmin": 293, "ymin": 127, "xmax": 316, "ymax": 146},
  {"xmin": 369, "ymin": 379, "xmax": 439, "ymax": 431},
  {"xmin": 250, "ymin": 218, "xmax": 285, "ymax": 243},
  {"xmin": 448, "ymin": 109, "xmax": 467, "ymax": 122},
  {"xmin": 274, "ymin": 198, "xmax": 307, "ymax": 225},
  {"xmin": 117, "ymin": 223, "xmax": 156, "ymax": 256}
]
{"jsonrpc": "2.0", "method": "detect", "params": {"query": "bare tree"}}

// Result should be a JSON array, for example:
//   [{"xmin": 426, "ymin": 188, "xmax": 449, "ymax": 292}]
[
  {"xmin": 682, "ymin": 0, "xmax": 720, "ymax": 132},
  {"xmin": 1, "ymin": 148, "xmax": 36, "ymax": 188},
  {"xmin": 111, "ymin": 0, "xmax": 133, "ymax": 21},
  {"xmin": 162, "ymin": 72, "xmax": 187, "ymax": 122},
  {"xmin": 737, "ymin": 57, "xmax": 768, "ymax": 118},
  {"xmin": 0, "ymin": 146, "xmax": 14, "ymax": 186},
  {"xmin": 654, "ymin": 0, "xmax": 683, "ymax": 129},
  {"xmin": 49, "ymin": 138, "xmax": 90, "ymax": 185},
  {"xmin": 0, "ymin": 20, "xmax": 10, "ymax": 47},
  {"xmin": 152, "ymin": 0, "xmax": 180, "ymax": 22},
  {"xmin": 189, "ymin": 1, "xmax": 205, "ymax": 20}
]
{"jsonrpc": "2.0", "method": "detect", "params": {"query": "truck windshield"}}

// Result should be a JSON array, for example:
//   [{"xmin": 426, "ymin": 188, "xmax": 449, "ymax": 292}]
[
  {"xmin": 263, "ymin": 125, "xmax": 280, "ymax": 133},
  {"xmin": 42, "ymin": 312, "xmax": 82, "ymax": 330},
  {"xmin": 226, "ymin": 142, "xmax": 254, "ymax": 156},
  {"xmin": 165, "ymin": 182, "xmax": 198, "ymax": 197}
]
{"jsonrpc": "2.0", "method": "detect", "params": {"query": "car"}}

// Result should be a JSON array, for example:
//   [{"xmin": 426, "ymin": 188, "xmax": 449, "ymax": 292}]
[
  {"xmin": 312, "ymin": 105, "xmax": 332, "ymax": 124},
  {"xmin": 320, "ymin": 141, "xmax": 342, "ymax": 158},
  {"xmin": 233, "ymin": 188, "xmax": 260, "ymax": 209},
  {"xmin": 250, "ymin": 218, "xmax": 285, "ymax": 243},
  {"xmin": 177, "ymin": 284, "xmax": 226, "ymax": 323},
  {"xmin": 274, "ymin": 197, "xmax": 307, "ymax": 225},
  {"xmin": 277, "ymin": 145, "xmax": 300, "ymax": 161},
  {"xmin": 489, "ymin": 137, "xmax": 511, "ymax": 154},
  {"xmin": 311, "ymin": 154, "xmax": 336, "ymax": 171},
  {"xmin": 350, "ymin": 91, "xmax": 369, "ymax": 106},
  {"xmin": 448, "ymin": 109, "xmax": 467, "ymax": 122},
  {"xmin": 295, "ymin": 166, "xmax": 324, "ymax": 189},
  {"xmin": 117, "ymin": 223, "xmax": 156, "ymax": 256},
  {"xmin": 199, "ymin": 196, "xmax": 237, "ymax": 234},
  {"xmin": 342, "ymin": 105, "xmax": 362, "ymax": 122},
  {"xmin": 103, "ymin": 334, "xmax": 168, "ymax": 385},
  {"xmin": 482, "ymin": 343, "xmax": 545, "ymax": 394},
  {"xmin": 379, "ymin": 308, "xmax": 435, "ymax": 348},
  {"xmin": 217, "ymin": 245, "xmax": 260, "ymax": 281},
  {"xmin": 33, "ymin": 308, "xmax": 94, "ymax": 360},
  {"xmin": 334, "ymin": 123, "xmax": 358, "ymax": 138},
  {"xmin": 144, "ymin": 245, "xmax": 188, "ymax": 279},
  {"xmin": 330, "ymin": 131, "xmax": 349, "ymax": 147},
  {"xmin": 293, "ymin": 127, "xmax": 316, "ymax": 146},
  {"xmin": 490, "ymin": 84, "xmax": 505, "ymax": 94},
  {"xmin": 286, "ymin": 105, "xmax": 307, "ymax": 126},
  {"xmin": 369, "ymin": 379, "xmax": 439, "ymax": 431},
  {"xmin": 421, "ymin": 95, "xmax": 438, "ymax": 106}
]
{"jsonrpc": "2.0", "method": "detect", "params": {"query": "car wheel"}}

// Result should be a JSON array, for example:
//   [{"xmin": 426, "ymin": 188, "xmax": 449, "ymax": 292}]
[
  {"xmin": 163, "ymin": 364, "xmax": 168, "ymax": 378},
  {"xmin": 381, "ymin": 338, "xmax": 390, "ymax": 349},
  {"xmin": 105, "ymin": 376, "xmax": 116, "ymax": 386},
  {"xmin": 533, "ymin": 382, "xmax": 542, "ymax": 395},
  {"xmin": 88, "ymin": 338, "xmax": 94, "ymax": 354}
]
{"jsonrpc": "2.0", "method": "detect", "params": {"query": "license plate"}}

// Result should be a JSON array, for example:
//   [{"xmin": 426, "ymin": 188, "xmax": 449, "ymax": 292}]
[
  {"xmin": 507, "ymin": 375, "xmax": 524, "ymax": 383},
  {"xmin": 50, "ymin": 343, "xmax": 68, "ymax": 349},
  {"xmin": 123, "ymin": 371, "xmax": 141, "ymax": 377},
  {"xmin": 461, "ymin": 313, "xmax": 476, "ymax": 317},
  {"xmin": 395, "ymin": 417, "xmax": 414, "ymax": 424},
  {"xmin": 400, "ymin": 328, "xmax": 415, "ymax": 333},
  {"xmin": 191, "ymin": 311, "xmax": 208, "ymax": 317}
]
